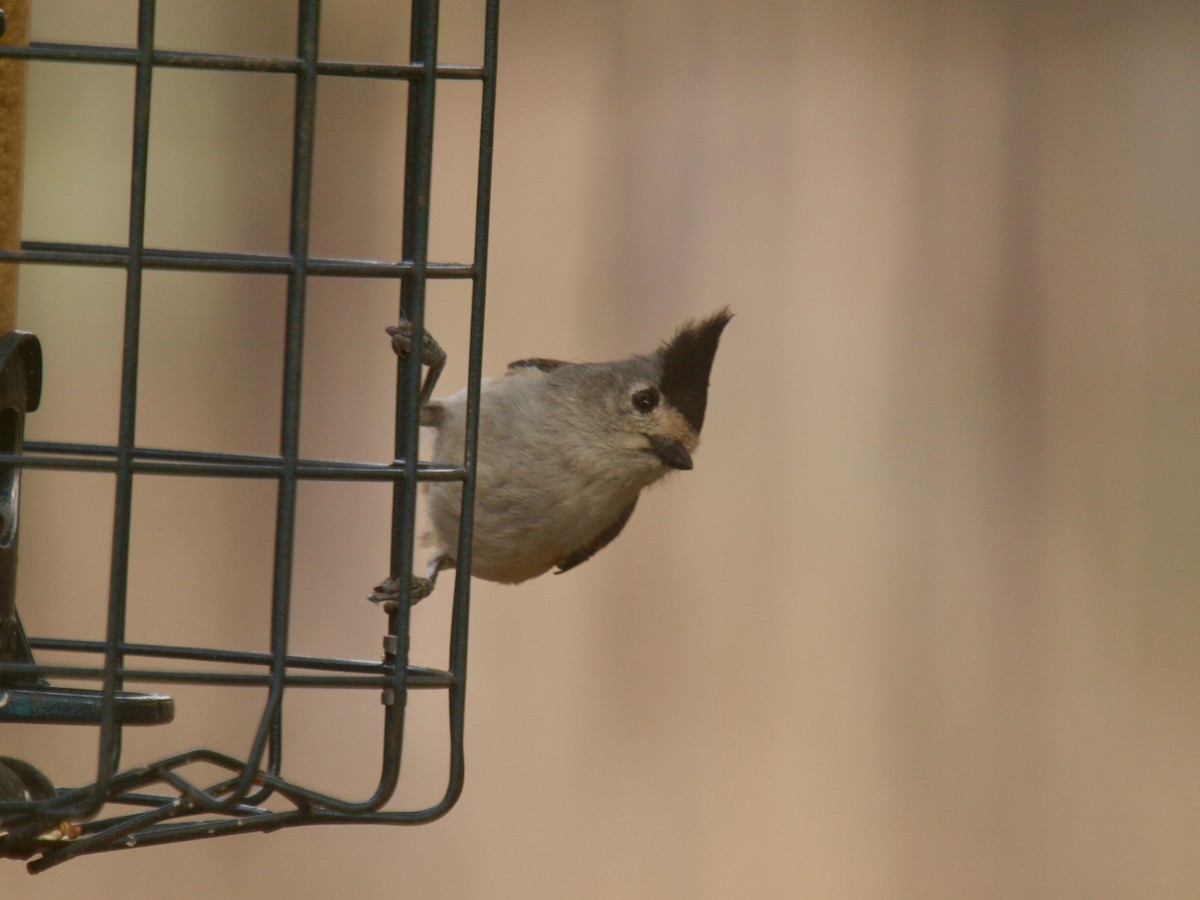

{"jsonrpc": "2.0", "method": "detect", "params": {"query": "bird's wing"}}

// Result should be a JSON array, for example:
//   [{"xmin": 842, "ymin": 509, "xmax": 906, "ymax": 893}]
[
  {"xmin": 506, "ymin": 357, "xmax": 571, "ymax": 373},
  {"xmin": 554, "ymin": 497, "xmax": 639, "ymax": 575}
]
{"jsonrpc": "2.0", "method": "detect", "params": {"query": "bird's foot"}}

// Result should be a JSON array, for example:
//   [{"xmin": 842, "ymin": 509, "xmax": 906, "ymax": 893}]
[
  {"xmin": 369, "ymin": 574, "xmax": 435, "ymax": 612},
  {"xmin": 386, "ymin": 319, "xmax": 446, "ymax": 370}
]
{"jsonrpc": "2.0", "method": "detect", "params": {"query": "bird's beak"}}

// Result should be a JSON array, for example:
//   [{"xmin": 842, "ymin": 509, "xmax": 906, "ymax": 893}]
[{"xmin": 646, "ymin": 434, "xmax": 693, "ymax": 470}]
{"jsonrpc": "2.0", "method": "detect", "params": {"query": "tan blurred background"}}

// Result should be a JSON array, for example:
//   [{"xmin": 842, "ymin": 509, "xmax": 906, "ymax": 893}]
[{"xmin": 4, "ymin": 0, "xmax": 1200, "ymax": 897}]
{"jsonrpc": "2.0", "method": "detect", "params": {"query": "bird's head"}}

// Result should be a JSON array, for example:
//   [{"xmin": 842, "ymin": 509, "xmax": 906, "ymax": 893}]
[{"xmin": 584, "ymin": 308, "xmax": 732, "ymax": 476}]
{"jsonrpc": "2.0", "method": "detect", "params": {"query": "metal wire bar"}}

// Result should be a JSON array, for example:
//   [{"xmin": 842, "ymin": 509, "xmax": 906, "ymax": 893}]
[
  {"xmin": 431, "ymin": 0, "xmax": 502, "ymax": 821},
  {"xmin": 86, "ymin": 0, "xmax": 157, "ymax": 819},
  {"xmin": 1, "ymin": 443, "xmax": 466, "ymax": 481},
  {"xmin": 228, "ymin": 0, "xmax": 323, "ymax": 813},
  {"xmin": 0, "ymin": 241, "xmax": 475, "ymax": 278},
  {"xmin": 365, "ymin": 0, "xmax": 444, "ymax": 818},
  {"xmin": 6, "ymin": 632, "xmax": 459, "ymax": 689},
  {"xmin": 0, "ymin": 40, "xmax": 486, "ymax": 81},
  {"xmin": 0, "ymin": 662, "xmax": 454, "ymax": 690}
]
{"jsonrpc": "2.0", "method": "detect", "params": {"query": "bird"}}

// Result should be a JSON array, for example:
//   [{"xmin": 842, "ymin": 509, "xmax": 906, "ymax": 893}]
[{"xmin": 371, "ymin": 308, "xmax": 731, "ymax": 604}]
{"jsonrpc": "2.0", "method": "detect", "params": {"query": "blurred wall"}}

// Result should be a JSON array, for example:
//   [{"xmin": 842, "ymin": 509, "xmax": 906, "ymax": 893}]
[{"xmin": 5, "ymin": 1, "xmax": 1200, "ymax": 898}]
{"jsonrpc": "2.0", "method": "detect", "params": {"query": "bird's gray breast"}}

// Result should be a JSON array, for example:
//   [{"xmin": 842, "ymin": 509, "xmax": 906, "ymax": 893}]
[{"xmin": 425, "ymin": 371, "xmax": 645, "ymax": 583}]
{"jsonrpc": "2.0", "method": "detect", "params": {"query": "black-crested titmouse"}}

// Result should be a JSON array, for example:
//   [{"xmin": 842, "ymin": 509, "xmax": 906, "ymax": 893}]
[{"xmin": 371, "ymin": 308, "xmax": 731, "ymax": 603}]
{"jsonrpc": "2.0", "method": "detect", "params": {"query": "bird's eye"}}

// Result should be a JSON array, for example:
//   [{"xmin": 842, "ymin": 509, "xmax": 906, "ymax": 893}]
[{"xmin": 632, "ymin": 387, "xmax": 659, "ymax": 413}]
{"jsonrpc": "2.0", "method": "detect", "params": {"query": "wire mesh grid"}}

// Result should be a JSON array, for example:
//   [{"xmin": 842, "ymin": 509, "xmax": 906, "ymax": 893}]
[{"xmin": 0, "ymin": 0, "xmax": 498, "ymax": 871}]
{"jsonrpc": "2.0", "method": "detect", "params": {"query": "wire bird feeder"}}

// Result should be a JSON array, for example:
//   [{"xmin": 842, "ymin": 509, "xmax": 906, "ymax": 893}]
[{"xmin": 0, "ymin": 0, "xmax": 498, "ymax": 872}]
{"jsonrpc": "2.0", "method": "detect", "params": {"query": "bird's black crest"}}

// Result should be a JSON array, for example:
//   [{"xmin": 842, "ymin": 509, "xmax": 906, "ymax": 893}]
[{"xmin": 658, "ymin": 307, "xmax": 732, "ymax": 433}]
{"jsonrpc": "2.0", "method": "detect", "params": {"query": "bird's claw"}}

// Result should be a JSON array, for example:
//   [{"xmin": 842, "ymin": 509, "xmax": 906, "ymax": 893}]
[
  {"xmin": 369, "ymin": 574, "xmax": 435, "ymax": 611},
  {"xmin": 387, "ymin": 320, "xmax": 446, "ymax": 370}
]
